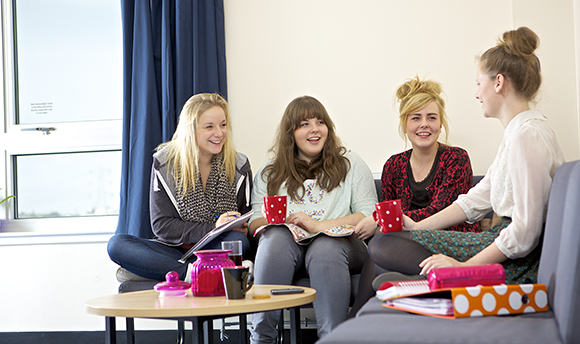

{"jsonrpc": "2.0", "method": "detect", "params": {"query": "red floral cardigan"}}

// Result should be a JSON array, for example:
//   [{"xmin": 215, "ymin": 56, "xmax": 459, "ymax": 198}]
[{"xmin": 381, "ymin": 145, "xmax": 480, "ymax": 233}]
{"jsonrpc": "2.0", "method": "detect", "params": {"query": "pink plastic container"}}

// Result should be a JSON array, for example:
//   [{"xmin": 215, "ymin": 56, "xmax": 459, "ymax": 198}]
[
  {"xmin": 191, "ymin": 249, "xmax": 235, "ymax": 296},
  {"xmin": 154, "ymin": 271, "xmax": 191, "ymax": 298}
]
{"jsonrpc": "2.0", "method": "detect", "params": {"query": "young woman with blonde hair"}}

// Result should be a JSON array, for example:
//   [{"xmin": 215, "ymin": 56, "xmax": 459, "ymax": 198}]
[
  {"xmin": 354, "ymin": 76, "xmax": 478, "ymax": 241},
  {"xmin": 108, "ymin": 93, "xmax": 252, "ymax": 282},
  {"xmin": 348, "ymin": 76, "xmax": 479, "ymax": 316}
]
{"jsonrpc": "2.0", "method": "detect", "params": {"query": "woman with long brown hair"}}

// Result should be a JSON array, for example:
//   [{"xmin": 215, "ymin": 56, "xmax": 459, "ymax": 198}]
[{"xmin": 248, "ymin": 95, "xmax": 377, "ymax": 342}]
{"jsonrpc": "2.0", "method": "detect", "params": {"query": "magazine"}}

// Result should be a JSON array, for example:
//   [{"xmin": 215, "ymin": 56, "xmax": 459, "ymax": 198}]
[
  {"xmin": 178, "ymin": 210, "xmax": 253, "ymax": 263},
  {"xmin": 253, "ymin": 223, "xmax": 354, "ymax": 245}
]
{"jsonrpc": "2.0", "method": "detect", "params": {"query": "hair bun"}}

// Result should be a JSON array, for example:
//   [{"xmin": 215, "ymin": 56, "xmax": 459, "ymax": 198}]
[
  {"xmin": 396, "ymin": 76, "xmax": 442, "ymax": 103},
  {"xmin": 499, "ymin": 26, "xmax": 539, "ymax": 57}
]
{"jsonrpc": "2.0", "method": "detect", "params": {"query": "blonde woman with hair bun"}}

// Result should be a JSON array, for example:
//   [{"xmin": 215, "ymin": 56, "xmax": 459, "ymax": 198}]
[
  {"xmin": 354, "ymin": 76, "xmax": 479, "ymax": 241},
  {"xmin": 348, "ymin": 77, "xmax": 479, "ymax": 316},
  {"xmin": 395, "ymin": 76, "xmax": 450, "ymax": 145}
]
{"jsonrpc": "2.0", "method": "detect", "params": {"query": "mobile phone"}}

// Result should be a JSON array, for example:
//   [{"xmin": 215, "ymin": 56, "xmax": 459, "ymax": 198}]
[{"xmin": 270, "ymin": 288, "xmax": 305, "ymax": 295}]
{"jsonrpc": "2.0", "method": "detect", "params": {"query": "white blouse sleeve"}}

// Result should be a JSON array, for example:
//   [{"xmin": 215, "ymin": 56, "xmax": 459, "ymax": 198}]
[
  {"xmin": 455, "ymin": 166, "xmax": 493, "ymax": 223},
  {"xmin": 495, "ymin": 122, "xmax": 559, "ymax": 259}
]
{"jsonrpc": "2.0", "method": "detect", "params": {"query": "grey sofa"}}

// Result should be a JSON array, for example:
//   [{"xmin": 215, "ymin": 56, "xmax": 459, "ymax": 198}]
[{"xmin": 317, "ymin": 159, "xmax": 580, "ymax": 344}]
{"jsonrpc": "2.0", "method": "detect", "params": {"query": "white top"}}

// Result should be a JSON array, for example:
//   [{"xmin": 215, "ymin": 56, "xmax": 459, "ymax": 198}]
[
  {"xmin": 249, "ymin": 151, "xmax": 377, "ymax": 225},
  {"xmin": 455, "ymin": 110, "xmax": 564, "ymax": 259}
]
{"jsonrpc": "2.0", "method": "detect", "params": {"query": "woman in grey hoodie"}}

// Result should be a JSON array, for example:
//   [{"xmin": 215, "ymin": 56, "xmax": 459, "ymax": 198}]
[{"xmin": 108, "ymin": 93, "xmax": 252, "ymax": 282}]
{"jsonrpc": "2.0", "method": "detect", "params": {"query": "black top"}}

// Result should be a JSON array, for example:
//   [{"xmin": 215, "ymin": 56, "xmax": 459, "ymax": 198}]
[{"xmin": 407, "ymin": 145, "xmax": 445, "ymax": 211}]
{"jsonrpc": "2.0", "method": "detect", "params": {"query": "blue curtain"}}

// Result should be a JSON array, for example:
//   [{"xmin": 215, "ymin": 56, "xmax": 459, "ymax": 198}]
[{"xmin": 116, "ymin": 0, "xmax": 228, "ymax": 238}]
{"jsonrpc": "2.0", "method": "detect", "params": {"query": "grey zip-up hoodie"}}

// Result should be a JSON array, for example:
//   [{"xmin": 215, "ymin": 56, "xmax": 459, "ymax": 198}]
[{"xmin": 149, "ymin": 149, "xmax": 252, "ymax": 246}]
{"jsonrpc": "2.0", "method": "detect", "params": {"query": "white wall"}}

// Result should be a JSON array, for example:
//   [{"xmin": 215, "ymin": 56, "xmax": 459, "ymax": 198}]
[
  {"xmin": 226, "ymin": 0, "xmax": 580, "ymax": 175},
  {"xmin": 1, "ymin": 0, "xmax": 579, "ymax": 333},
  {"xmin": 0, "ymin": 242, "xmax": 120, "ymax": 331}
]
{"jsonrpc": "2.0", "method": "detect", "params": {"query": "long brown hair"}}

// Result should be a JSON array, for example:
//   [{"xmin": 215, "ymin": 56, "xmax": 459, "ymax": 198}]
[{"xmin": 262, "ymin": 96, "xmax": 350, "ymax": 200}]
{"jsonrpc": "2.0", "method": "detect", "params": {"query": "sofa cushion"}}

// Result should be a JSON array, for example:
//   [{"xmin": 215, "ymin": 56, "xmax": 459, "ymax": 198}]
[
  {"xmin": 543, "ymin": 161, "xmax": 580, "ymax": 343},
  {"xmin": 318, "ymin": 311, "xmax": 561, "ymax": 344},
  {"xmin": 537, "ymin": 160, "xmax": 574, "ymax": 288}
]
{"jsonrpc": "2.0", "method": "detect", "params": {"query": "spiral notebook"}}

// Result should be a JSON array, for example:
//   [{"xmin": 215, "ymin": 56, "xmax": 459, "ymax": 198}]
[{"xmin": 376, "ymin": 280, "xmax": 430, "ymax": 301}]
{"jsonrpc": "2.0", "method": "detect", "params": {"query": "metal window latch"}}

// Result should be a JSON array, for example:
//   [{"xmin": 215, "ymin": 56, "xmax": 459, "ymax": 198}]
[{"xmin": 21, "ymin": 127, "xmax": 56, "ymax": 135}]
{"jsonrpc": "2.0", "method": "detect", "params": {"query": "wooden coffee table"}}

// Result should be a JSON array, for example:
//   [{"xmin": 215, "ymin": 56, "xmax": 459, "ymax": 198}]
[{"xmin": 85, "ymin": 284, "xmax": 316, "ymax": 344}]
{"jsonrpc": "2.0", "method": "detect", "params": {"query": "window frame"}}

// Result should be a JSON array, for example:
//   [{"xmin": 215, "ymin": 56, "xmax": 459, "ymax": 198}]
[{"xmin": 0, "ymin": 0, "xmax": 122, "ymax": 244}]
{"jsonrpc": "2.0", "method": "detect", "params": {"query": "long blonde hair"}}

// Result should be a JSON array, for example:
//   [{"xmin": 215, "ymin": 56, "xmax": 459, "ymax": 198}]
[
  {"xmin": 262, "ymin": 96, "xmax": 350, "ymax": 200},
  {"xmin": 395, "ymin": 76, "xmax": 449, "ymax": 144},
  {"xmin": 156, "ymin": 93, "xmax": 237, "ymax": 192}
]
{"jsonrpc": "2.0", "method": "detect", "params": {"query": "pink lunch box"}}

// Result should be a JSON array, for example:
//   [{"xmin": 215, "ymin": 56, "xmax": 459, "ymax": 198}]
[{"xmin": 427, "ymin": 264, "xmax": 506, "ymax": 290}]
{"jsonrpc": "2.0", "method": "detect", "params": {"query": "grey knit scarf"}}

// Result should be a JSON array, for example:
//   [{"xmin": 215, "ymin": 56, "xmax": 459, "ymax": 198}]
[{"xmin": 175, "ymin": 153, "xmax": 237, "ymax": 224}]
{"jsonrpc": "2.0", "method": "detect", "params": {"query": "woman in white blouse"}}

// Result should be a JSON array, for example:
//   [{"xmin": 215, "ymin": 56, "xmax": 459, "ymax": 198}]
[{"xmin": 371, "ymin": 26, "xmax": 564, "ymax": 284}]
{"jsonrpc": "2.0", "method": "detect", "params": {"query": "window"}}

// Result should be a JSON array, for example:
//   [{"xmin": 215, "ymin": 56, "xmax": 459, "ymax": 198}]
[
  {"xmin": 0, "ymin": 0, "xmax": 123, "ymax": 240},
  {"xmin": 14, "ymin": 151, "xmax": 122, "ymax": 219},
  {"xmin": 14, "ymin": 0, "xmax": 122, "ymax": 124}
]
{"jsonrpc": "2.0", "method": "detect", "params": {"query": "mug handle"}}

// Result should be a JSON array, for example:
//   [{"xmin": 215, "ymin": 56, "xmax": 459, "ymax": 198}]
[
  {"xmin": 243, "ymin": 271, "xmax": 254, "ymax": 292},
  {"xmin": 372, "ymin": 209, "xmax": 378, "ymax": 222}
]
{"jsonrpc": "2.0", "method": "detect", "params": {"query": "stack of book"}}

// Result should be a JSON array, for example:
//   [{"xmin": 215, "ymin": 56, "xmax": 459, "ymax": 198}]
[{"xmin": 376, "ymin": 265, "xmax": 548, "ymax": 319}]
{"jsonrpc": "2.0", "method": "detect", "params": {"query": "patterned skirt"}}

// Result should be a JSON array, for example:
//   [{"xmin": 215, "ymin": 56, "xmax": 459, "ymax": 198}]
[{"xmin": 409, "ymin": 217, "xmax": 541, "ymax": 284}]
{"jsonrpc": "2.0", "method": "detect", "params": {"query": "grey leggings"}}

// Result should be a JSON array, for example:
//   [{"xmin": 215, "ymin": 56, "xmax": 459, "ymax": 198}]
[{"xmin": 249, "ymin": 226, "xmax": 368, "ymax": 343}]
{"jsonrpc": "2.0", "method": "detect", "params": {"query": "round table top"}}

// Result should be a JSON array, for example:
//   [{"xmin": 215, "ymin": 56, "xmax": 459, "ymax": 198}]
[{"xmin": 85, "ymin": 284, "xmax": 316, "ymax": 318}]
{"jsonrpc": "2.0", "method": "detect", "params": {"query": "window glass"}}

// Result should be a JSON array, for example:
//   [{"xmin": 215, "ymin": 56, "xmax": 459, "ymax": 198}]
[
  {"xmin": 0, "ymin": 0, "xmax": 122, "ymax": 237},
  {"xmin": 14, "ymin": 0, "xmax": 122, "ymax": 124},
  {"xmin": 14, "ymin": 151, "xmax": 122, "ymax": 219}
]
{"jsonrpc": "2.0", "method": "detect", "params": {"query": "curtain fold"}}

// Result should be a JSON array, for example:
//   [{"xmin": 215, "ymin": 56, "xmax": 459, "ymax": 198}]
[{"xmin": 116, "ymin": 0, "xmax": 227, "ymax": 238}]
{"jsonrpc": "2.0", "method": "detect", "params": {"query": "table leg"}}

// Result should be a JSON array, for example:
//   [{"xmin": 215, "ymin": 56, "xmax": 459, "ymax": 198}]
[
  {"xmin": 204, "ymin": 319, "xmax": 213, "ymax": 344},
  {"xmin": 289, "ymin": 307, "xmax": 301, "ymax": 344},
  {"xmin": 192, "ymin": 317, "xmax": 204, "ymax": 344},
  {"xmin": 126, "ymin": 318, "xmax": 135, "ymax": 344},
  {"xmin": 277, "ymin": 312, "xmax": 284, "ymax": 344},
  {"xmin": 105, "ymin": 316, "xmax": 116, "ymax": 344},
  {"xmin": 239, "ymin": 315, "xmax": 247, "ymax": 344}
]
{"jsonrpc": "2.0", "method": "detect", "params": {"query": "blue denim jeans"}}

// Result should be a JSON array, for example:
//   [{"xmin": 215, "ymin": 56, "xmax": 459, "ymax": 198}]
[
  {"xmin": 249, "ymin": 226, "xmax": 368, "ymax": 343},
  {"xmin": 107, "ymin": 230, "xmax": 250, "ymax": 281}
]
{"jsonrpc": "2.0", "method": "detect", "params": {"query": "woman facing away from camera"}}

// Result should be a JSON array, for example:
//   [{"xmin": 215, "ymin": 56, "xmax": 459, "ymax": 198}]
[
  {"xmin": 368, "ymin": 27, "xmax": 564, "ymax": 290},
  {"xmin": 248, "ymin": 96, "xmax": 377, "ymax": 343},
  {"xmin": 348, "ymin": 76, "xmax": 480, "ymax": 316},
  {"xmin": 107, "ymin": 93, "xmax": 252, "ymax": 282}
]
